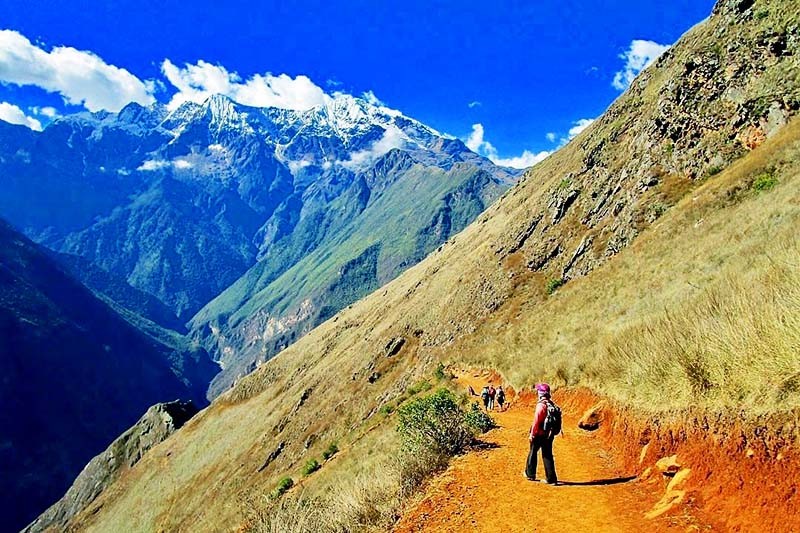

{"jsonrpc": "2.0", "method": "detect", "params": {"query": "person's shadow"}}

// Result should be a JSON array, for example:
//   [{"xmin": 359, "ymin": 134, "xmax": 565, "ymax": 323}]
[{"xmin": 557, "ymin": 476, "xmax": 637, "ymax": 486}]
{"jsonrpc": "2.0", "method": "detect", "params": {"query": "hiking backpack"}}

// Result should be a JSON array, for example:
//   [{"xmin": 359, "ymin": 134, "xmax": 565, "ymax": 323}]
[{"xmin": 542, "ymin": 400, "xmax": 562, "ymax": 436}]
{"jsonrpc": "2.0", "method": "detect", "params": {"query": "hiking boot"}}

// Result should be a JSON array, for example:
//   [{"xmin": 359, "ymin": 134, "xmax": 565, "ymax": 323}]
[{"xmin": 522, "ymin": 472, "xmax": 536, "ymax": 481}]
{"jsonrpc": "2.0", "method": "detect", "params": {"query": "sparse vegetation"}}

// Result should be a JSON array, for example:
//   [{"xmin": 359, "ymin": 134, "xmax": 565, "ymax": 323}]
[
  {"xmin": 322, "ymin": 442, "xmax": 339, "ymax": 461},
  {"xmin": 434, "ymin": 362, "xmax": 447, "ymax": 381},
  {"xmin": 545, "ymin": 278, "xmax": 565, "ymax": 295},
  {"xmin": 269, "ymin": 477, "xmax": 294, "ymax": 500},
  {"xmin": 407, "ymin": 379, "xmax": 433, "ymax": 395},
  {"xmin": 752, "ymin": 170, "xmax": 778, "ymax": 191},
  {"xmin": 302, "ymin": 459, "xmax": 321, "ymax": 477}
]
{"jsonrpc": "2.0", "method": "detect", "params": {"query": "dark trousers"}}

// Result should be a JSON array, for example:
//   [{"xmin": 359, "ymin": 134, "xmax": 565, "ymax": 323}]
[{"xmin": 526, "ymin": 435, "xmax": 557, "ymax": 483}]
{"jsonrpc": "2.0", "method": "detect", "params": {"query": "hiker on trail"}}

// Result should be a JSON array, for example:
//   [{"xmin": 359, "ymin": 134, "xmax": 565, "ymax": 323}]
[
  {"xmin": 524, "ymin": 383, "xmax": 560, "ymax": 485},
  {"xmin": 487, "ymin": 384, "xmax": 496, "ymax": 410},
  {"xmin": 480, "ymin": 385, "xmax": 491, "ymax": 410},
  {"xmin": 496, "ymin": 386, "xmax": 506, "ymax": 411}
]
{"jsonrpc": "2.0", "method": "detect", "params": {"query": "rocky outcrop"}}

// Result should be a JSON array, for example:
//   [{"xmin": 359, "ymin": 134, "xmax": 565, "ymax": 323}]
[{"xmin": 24, "ymin": 400, "xmax": 198, "ymax": 533}]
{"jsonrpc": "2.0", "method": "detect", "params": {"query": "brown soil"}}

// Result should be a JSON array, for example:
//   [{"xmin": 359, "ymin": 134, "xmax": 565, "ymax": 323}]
[{"xmin": 394, "ymin": 372, "xmax": 701, "ymax": 532}]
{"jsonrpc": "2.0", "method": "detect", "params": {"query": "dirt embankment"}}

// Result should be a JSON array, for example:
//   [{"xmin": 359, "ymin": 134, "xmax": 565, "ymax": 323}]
[
  {"xmin": 396, "ymin": 370, "xmax": 800, "ymax": 532},
  {"xmin": 563, "ymin": 389, "xmax": 800, "ymax": 532}
]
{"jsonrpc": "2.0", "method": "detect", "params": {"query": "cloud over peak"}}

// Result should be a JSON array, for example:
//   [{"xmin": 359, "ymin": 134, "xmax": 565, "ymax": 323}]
[
  {"xmin": 161, "ymin": 59, "xmax": 328, "ymax": 111},
  {"xmin": 0, "ymin": 30, "xmax": 156, "ymax": 112}
]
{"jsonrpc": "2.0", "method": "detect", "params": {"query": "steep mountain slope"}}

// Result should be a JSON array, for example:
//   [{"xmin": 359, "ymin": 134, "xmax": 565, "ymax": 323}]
[
  {"xmin": 0, "ymin": 95, "xmax": 516, "ymax": 330},
  {"xmin": 57, "ymin": 1, "xmax": 800, "ymax": 531},
  {"xmin": 0, "ymin": 220, "xmax": 204, "ymax": 532}
]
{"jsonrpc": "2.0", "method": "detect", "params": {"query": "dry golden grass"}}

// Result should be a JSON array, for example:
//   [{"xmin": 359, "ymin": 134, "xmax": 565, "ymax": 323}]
[{"xmin": 455, "ymin": 118, "xmax": 800, "ymax": 414}]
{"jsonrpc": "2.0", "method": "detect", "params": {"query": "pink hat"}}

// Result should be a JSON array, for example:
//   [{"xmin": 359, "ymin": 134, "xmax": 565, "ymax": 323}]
[{"xmin": 536, "ymin": 383, "xmax": 551, "ymax": 395}]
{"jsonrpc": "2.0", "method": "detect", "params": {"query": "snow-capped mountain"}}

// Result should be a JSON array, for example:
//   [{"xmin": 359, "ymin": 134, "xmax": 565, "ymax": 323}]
[{"xmin": 0, "ymin": 93, "xmax": 521, "ymax": 396}]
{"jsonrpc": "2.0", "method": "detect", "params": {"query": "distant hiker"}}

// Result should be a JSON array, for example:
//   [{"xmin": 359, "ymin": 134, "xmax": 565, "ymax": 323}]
[
  {"xmin": 487, "ymin": 384, "xmax": 496, "ymax": 410},
  {"xmin": 480, "ymin": 385, "xmax": 491, "ymax": 410},
  {"xmin": 496, "ymin": 386, "xmax": 506, "ymax": 411},
  {"xmin": 524, "ymin": 383, "xmax": 560, "ymax": 484}
]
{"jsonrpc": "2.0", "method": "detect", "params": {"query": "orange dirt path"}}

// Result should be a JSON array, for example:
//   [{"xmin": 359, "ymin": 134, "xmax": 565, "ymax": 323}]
[{"xmin": 393, "ymin": 375, "xmax": 691, "ymax": 533}]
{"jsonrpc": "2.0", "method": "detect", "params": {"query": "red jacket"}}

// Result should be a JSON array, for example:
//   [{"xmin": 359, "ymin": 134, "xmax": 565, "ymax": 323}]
[{"xmin": 529, "ymin": 400, "xmax": 549, "ymax": 438}]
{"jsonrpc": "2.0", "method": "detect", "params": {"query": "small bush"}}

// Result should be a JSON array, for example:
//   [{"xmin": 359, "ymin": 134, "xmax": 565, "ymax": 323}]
[
  {"xmin": 270, "ymin": 477, "xmax": 294, "ymax": 500},
  {"xmin": 322, "ymin": 442, "xmax": 339, "ymax": 461},
  {"xmin": 545, "ymin": 278, "xmax": 565, "ymax": 295},
  {"xmin": 434, "ymin": 362, "xmax": 446, "ymax": 381},
  {"xmin": 407, "ymin": 379, "xmax": 433, "ymax": 395},
  {"xmin": 302, "ymin": 459, "xmax": 320, "ymax": 477},
  {"xmin": 463, "ymin": 402, "xmax": 495, "ymax": 433},
  {"xmin": 396, "ymin": 389, "xmax": 494, "ymax": 496},
  {"xmin": 752, "ymin": 172, "xmax": 778, "ymax": 191},
  {"xmin": 397, "ymin": 388, "xmax": 492, "ymax": 456},
  {"xmin": 706, "ymin": 164, "xmax": 723, "ymax": 177},
  {"xmin": 379, "ymin": 403, "xmax": 395, "ymax": 416}
]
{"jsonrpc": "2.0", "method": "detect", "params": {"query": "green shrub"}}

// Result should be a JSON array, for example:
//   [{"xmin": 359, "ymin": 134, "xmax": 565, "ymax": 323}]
[
  {"xmin": 706, "ymin": 164, "xmax": 723, "ymax": 177},
  {"xmin": 434, "ymin": 362, "xmax": 447, "ymax": 381},
  {"xmin": 752, "ymin": 172, "xmax": 778, "ymax": 191},
  {"xmin": 397, "ymin": 388, "xmax": 491, "ymax": 456},
  {"xmin": 396, "ymin": 389, "xmax": 494, "ymax": 497},
  {"xmin": 407, "ymin": 379, "xmax": 433, "ymax": 395},
  {"xmin": 463, "ymin": 402, "xmax": 495, "ymax": 433},
  {"xmin": 301, "ymin": 459, "xmax": 320, "ymax": 477},
  {"xmin": 321, "ymin": 442, "xmax": 339, "ymax": 460},
  {"xmin": 545, "ymin": 278, "xmax": 565, "ymax": 295},
  {"xmin": 379, "ymin": 403, "xmax": 395, "ymax": 416},
  {"xmin": 270, "ymin": 477, "xmax": 294, "ymax": 499}
]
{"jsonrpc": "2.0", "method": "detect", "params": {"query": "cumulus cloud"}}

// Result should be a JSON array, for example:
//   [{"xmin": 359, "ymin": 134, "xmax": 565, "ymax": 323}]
[
  {"xmin": 567, "ymin": 118, "xmax": 595, "ymax": 139},
  {"xmin": 161, "ymin": 59, "xmax": 328, "ymax": 111},
  {"xmin": 30, "ymin": 105, "xmax": 59, "ymax": 118},
  {"xmin": 465, "ymin": 123, "xmax": 550, "ymax": 169},
  {"xmin": 546, "ymin": 132, "xmax": 557, "ymax": 143},
  {"xmin": 612, "ymin": 39, "xmax": 670, "ymax": 90},
  {"xmin": 137, "ymin": 159, "xmax": 171, "ymax": 171},
  {"xmin": 338, "ymin": 126, "xmax": 407, "ymax": 170},
  {"xmin": 0, "ymin": 30, "xmax": 155, "ymax": 112},
  {"xmin": 0, "ymin": 101, "xmax": 42, "ymax": 130}
]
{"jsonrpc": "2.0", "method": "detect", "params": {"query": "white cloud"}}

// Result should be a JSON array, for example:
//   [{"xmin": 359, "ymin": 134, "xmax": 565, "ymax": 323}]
[
  {"xmin": 612, "ymin": 39, "xmax": 670, "ymax": 91},
  {"xmin": 137, "ymin": 159, "xmax": 170, "ymax": 171},
  {"xmin": 361, "ymin": 90, "xmax": 383, "ymax": 106},
  {"xmin": 0, "ymin": 101, "xmax": 42, "ymax": 130},
  {"xmin": 465, "ymin": 123, "xmax": 550, "ymax": 169},
  {"xmin": 30, "ymin": 105, "xmax": 59, "ymax": 118},
  {"xmin": 567, "ymin": 118, "xmax": 595, "ymax": 139},
  {"xmin": 0, "ymin": 30, "xmax": 155, "ymax": 112},
  {"xmin": 338, "ymin": 126, "xmax": 407, "ymax": 170},
  {"xmin": 468, "ymin": 101, "xmax": 482, "ymax": 108},
  {"xmin": 546, "ymin": 132, "xmax": 557, "ymax": 143},
  {"xmin": 161, "ymin": 59, "xmax": 328, "ymax": 111}
]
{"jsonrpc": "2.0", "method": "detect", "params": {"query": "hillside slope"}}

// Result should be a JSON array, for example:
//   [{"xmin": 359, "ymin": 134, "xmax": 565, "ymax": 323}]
[
  {"xmin": 63, "ymin": 1, "xmax": 800, "ymax": 531},
  {"xmin": 0, "ymin": 220, "xmax": 202, "ymax": 532}
]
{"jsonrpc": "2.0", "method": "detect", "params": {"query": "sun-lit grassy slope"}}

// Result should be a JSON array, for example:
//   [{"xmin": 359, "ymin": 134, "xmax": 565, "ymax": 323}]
[{"xmin": 67, "ymin": 1, "xmax": 799, "ymax": 530}]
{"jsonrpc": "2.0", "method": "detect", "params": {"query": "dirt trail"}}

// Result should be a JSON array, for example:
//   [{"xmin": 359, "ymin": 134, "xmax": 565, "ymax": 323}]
[{"xmin": 394, "ymin": 373, "xmax": 697, "ymax": 532}]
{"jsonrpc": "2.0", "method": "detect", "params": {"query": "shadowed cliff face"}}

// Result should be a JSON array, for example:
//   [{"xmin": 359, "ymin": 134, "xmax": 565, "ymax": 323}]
[
  {"xmin": 0, "ymin": 220, "xmax": 199, "ymax": 532},
  {"xmin": 23, "ymin": 400, "xmax": 199, "ymax": 533}
]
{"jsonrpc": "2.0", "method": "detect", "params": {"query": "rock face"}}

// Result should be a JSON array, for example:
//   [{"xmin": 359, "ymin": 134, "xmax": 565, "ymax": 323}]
[{"xmin": 23, "ymin": 400, "xmax": 198, "ymax": 533}]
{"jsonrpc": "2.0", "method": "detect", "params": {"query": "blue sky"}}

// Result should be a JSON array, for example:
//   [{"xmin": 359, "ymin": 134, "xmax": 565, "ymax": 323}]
[{"xmin": 0, "ymin": 0, "xmax": 714, "ymax": 167}]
